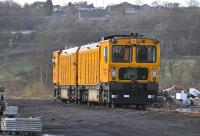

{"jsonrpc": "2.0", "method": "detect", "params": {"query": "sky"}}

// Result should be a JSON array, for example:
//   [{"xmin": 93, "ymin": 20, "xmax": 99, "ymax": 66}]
[{"xmin": 2, "ymin": 0, "xmax": 192, "ymax": 7}]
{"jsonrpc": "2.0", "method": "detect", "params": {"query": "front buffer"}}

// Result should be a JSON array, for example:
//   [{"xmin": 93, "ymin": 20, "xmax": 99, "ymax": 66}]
[{"xmin": 108, "ymin": 82, "xmax": 158, "ymax": 107}]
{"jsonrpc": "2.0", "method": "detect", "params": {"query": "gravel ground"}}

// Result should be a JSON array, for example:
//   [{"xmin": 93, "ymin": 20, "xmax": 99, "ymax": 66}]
[{"xmin": 7, "ymin": 99, "xmax": 200, "ymax": 136}]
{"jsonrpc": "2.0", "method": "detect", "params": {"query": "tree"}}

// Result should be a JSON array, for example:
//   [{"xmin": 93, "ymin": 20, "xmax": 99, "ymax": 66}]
[
  {"xmin": 134, "ymin": 0, "xmax": 143, "ymax": 5},
  {"xmin": 187, "ymin": 0, "xmax": 199, "ymax": 7},
  {"xmin": 151, "ymin": 0, "xmax": 161, "ymax": 7},
  {"xmin": 44, "ymin": 0, "xmax": 53, "ymax": 16},
  {"xmin": 163, "ymin": 2, "xmax": 180, "ymax": 8},
  {"xmin": 67, "ymin": 2, "xmax": 72, "ymax": 6}
]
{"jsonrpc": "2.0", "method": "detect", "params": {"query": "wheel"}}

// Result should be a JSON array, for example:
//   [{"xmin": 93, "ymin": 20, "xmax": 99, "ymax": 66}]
[
  {"xmin": 141, "ymin": 104, "xmax": 146, "ymax": 110},
  {"xmin": 61, "ymin": 99, "xmax": 66, "ymax": 103},
  {"xmin": 74, "ymin": 101, "xmax": 78, "ymax": 104},
  {"xmin": 125, "ymin": 104, "xmax": 130, "ymax": 108},
  {"xmin": 87, "ymin": 101, "xmax": 91, "ymax": 106},
  {"xmin": 106, "ymin": 103, "xmax": 110, "ymax": 108},
  {"xmin": 136, "ymin": 104, "xmax": 140, "ymax": 109},
  {"xmin": 54, "ymin": 89, "xmax": 57, "ymax": 98},
  {"xmin": 111, "ymin": 103, "xmax": 115, "ymax": 109},
  {"xmin": 55, "ymin": 89, "xmax": 59, "ymax": 98}
]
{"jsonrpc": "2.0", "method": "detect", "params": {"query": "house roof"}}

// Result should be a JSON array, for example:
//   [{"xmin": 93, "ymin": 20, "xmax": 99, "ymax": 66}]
[
  {"xmin": 140, "ymin": 4, "xmax": 151, "ymax": 10},
  {"xmin": 107, "ymin": 2, "xmax": 140, "ymax": 10},
  {"xmin": 74, "ymin": 2, "xmax": 94, "ymax": 9},
  {"xmin": 106, "ymin": 2, "xmax": 152, "ymax": 12},
  {"xmin": 31, "ymin": 1, "xmax": 45, "ymax": 8}
]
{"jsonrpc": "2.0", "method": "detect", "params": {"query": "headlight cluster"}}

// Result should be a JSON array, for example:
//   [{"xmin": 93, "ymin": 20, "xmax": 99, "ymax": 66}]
[
  {"xmin": 152, "ymin": 70, "xmax": 157, "ymax": 81},
  {"xmin": 111, "ymin": 68, "xmax": 117, "ymax": 80}
]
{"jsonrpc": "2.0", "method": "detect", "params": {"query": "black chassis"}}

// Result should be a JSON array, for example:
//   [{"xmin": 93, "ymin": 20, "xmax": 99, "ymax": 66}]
[
  {"xmin": 54, "ymin": 82, "xmax": 158, "ymax": 106},
  {"xmin": 101, "ymin": 82, "xmax": 158, "ymax": 105}
]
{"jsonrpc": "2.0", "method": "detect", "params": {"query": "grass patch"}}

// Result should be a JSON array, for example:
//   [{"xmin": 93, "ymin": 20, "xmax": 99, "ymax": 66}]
[{"xmin": 0, "ymin": 58, "xmax": 33, "ymax": 80}]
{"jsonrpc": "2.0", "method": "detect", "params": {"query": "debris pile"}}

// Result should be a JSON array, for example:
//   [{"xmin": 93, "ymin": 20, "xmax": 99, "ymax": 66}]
[{"xmin": 161, "ymin": 85, "xmax": 200, "ymax": 107}]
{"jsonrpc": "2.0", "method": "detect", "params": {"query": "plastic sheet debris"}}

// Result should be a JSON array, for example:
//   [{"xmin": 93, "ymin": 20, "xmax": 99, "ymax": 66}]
[
  {"xmin": 176, "ymin": 91, "xmax": 188, "ymax": 105},
  {"xmin": 189, "ymin": 88, "xmax": 200, "ymax": 97}
]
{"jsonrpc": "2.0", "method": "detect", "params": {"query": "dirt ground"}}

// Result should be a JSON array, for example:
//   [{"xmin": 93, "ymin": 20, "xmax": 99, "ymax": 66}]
[{"xmin": 7, "ymin": 99, "xmax": 200, "ymax": 136}]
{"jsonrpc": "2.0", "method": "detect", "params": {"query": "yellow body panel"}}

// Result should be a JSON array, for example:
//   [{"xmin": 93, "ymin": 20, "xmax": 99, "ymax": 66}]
[
  {"xmin": 53, "ymin": 47, "xmax": 79, "ymax": 86},
  {"xmin": 58, "ymin": 52, "xmax": 77, "ymax": 85},
  {"xmin": 78, "ymin": 44, "xmax": 100, "ymax": 85}
]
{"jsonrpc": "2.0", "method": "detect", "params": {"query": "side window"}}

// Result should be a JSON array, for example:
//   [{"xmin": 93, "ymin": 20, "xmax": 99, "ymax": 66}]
[{"xmin": 104, "ymin": 47, "xmax": 108, "ymax": 63}]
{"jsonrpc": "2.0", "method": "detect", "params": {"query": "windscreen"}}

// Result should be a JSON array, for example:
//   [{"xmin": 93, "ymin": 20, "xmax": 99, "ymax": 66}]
[
  {"xmin": 119, "ymin": 68, "xmax": 148, "ymax": 80},
  {"xmin": 136, "ymin": 46, "xmax": 156, "ymax": 63},
  {"xmin": 112, "ymin": 45, "xmax": 132, "ymax": 63}
]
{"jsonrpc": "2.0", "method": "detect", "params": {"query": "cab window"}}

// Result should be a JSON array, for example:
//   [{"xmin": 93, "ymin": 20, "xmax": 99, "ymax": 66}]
[
  {"xmin": 112, "ymin": 45, "xmax": 132, "ymax": 63},
  {"xmin": 136, "ymin": 46, "xmax": 156, "ymax": 63}
]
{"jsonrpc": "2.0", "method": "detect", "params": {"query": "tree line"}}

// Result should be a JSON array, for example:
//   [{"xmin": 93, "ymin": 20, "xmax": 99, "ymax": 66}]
[{"xmin": 0, "ymin": 0, "xmax": 200, "ymax": 92}]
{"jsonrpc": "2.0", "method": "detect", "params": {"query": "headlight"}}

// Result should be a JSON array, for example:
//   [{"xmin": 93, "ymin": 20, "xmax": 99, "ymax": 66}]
[
  {"xmin": 112, "ymin": 69, "xmax": 117, "ymax": 77},
  {"xmin": 152, "ymin": 70, "xmax": 157, "ymax": 81},
  {"xmin": 111, "ymin": 68, "xmax": 117, "ymax": 80}
]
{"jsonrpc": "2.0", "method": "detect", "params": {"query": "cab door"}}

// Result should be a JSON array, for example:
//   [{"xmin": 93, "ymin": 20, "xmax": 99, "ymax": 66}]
[{"xmin": 100, "ymin": 41, "xmax": 111, "ymax": 83}]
